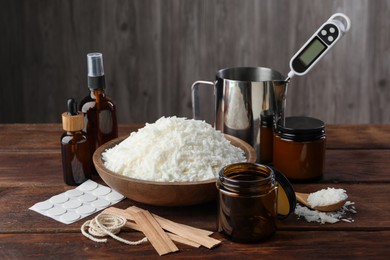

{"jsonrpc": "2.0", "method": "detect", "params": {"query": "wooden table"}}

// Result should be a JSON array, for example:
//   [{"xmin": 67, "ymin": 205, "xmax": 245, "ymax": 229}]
[{"xmin": 1, "ymin": 124, "xmax": 389, "ymax": 259}]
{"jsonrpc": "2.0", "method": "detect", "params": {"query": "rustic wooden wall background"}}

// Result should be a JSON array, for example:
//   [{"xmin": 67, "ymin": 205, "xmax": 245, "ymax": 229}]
[{"xmin": 1, "ymin": 0, "xmax": 389, "ymax": 124}]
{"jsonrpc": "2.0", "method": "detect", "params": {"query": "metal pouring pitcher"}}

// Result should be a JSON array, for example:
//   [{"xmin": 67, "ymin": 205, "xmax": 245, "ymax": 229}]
[{"xmin": 191, "ymin": 67, "xmax": 288, "ymax": 163}]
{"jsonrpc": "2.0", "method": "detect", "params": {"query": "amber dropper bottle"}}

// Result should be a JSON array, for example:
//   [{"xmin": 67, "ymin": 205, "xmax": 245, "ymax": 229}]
[
  {"xmin": 79, "ymin": 53, "xmax": 118, "ymax": 159},
  {"xmin": 61, "ymin": 98, "xmax": 92, "ymax": 185}
]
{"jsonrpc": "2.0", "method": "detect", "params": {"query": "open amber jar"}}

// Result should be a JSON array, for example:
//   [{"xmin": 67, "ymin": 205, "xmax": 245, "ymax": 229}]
[
  {"xmin": 273, "ymin": 116, "xmax": 326, "ymax": 180},
  {"xmin": 216, "ymin": 163, "xmax": 295, "ymax": 243}
]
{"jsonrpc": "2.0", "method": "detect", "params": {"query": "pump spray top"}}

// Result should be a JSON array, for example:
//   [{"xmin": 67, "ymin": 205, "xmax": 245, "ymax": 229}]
[{"xmin": 87, "ymin": 53, "xmax": 106, "ymax": 90}]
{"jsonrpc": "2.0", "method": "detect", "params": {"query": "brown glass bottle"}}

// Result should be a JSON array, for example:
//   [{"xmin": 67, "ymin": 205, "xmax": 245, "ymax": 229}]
[
  {"xmin": 61, "ymin": 99, "xmax": 92, "ymax": 185},
  {"xmin": 79, "ymin": 89, "xmax": 118, "ymax": 150},
  {"xmin": 79, "ymin": 53, "xmax": 118, "ymax": 155},
  {"xmin": 259, "ymin": 113, "xmax": 273, "ymax": 164}
]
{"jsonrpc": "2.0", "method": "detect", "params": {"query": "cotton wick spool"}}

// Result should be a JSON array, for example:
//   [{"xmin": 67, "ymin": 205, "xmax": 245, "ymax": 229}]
[{"xmin": 81, "ymin": 213, "xmax": 148, "ymax": 245}]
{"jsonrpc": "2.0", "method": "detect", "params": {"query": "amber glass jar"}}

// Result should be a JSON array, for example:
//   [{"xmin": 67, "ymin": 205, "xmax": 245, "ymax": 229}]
[
  {"xmin": 216, "ymin": 163, "xmax": 278, "ymax": 242},
  {"xmin": 273, "ymin": 116, "xmax": 326, "ymax": 180}
]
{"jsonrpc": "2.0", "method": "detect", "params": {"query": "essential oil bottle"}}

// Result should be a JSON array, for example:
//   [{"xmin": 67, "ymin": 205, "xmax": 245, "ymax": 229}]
[
  {"xmin": 79, "ymin": 53, "xmax": 118, "ymax": 156},
  {"xmin": 259, "ymin": 113, "xmax": 274, "ymax": 164},
  {"xmin": 61, "ymin": 98, "xmax": 93, "ymax": 185}
]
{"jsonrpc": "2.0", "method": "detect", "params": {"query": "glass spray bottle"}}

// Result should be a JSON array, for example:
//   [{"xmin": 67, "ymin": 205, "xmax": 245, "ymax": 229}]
[{"xmin": 79, "ymin": 53, "xmax": 118, "ymax": 159}]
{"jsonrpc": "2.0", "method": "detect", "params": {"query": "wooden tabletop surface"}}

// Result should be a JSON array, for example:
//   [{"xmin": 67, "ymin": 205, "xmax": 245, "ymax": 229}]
[{"xmin": 1, "ymin": 124, "xmax": 389, "ymax": 259}]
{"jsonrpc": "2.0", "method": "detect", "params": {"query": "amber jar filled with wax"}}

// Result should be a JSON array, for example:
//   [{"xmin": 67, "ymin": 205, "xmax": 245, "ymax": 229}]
[
  {"xmin": 216, "ymin": 163, "xmax": 278, "ymax": 242},
  {"xmin": 273, "ymin": 116, "xmax": 326, "ymax": 180}
]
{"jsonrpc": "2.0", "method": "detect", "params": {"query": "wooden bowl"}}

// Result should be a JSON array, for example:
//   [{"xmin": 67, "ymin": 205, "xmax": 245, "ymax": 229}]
[{"xmin": 93, "ymin": 134, "xmax": 256, "ymax": 206}]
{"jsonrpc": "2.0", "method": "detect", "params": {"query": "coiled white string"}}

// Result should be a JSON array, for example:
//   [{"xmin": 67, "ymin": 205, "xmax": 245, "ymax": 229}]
[{"xmin": 81, "ymin": 213, "xmax": 148, "ymax": 245}]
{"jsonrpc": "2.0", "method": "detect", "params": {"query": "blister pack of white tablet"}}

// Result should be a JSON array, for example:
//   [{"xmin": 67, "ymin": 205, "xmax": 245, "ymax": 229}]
[{"xmin": 29, "ymin": 180, "xmax": 125, "ymax": 224}]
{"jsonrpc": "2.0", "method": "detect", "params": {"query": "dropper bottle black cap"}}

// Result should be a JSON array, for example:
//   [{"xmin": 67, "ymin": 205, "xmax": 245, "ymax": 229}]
[{"xmin": 67, "ymin": 98, "xmax": 78, "ymax": 116}]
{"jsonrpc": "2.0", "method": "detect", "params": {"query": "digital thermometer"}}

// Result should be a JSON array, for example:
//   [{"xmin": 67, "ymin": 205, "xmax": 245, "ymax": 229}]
[{"xmin": 287, "ymin": 13, "xmax": 351, "ymax": 81}]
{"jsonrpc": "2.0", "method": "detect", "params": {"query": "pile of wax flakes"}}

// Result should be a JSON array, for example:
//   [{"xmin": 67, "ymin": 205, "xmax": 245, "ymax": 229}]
[{"xmin": 295, "ymin": 201, "xmax": 357, "ymax": 224}]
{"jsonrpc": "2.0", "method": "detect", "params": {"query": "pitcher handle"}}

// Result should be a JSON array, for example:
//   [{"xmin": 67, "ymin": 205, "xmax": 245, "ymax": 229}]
[{"xmin": 191, "ymin": 80, "xmax": 214, "ymax": 120}]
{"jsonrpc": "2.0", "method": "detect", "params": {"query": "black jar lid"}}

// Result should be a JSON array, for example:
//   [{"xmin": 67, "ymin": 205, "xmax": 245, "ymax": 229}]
[{"xmin": 276, "ymin": 116, "xmax": 325, "ymax": 141}]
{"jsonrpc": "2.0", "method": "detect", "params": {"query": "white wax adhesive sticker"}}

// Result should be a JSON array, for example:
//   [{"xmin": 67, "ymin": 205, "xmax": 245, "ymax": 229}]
[
  {"xmin": 63, "ymin": 200, "xmax": 82, "ymax": 209},
  {"xmin": 78, "ymin": 180, "xmax": 98, "ymax": 191},
  {"xmin": 79, "ymin": 194, "xmax": 97, "ymax": 203},
  {"xmin": 61, "ymin": 212, "xmax": 81, "ymax": 223},
  {"xmin": 106, "ymin": 190, "xmax": 125, "ymax": 202},
  {"xmin": 65, "ymin": 189, "xmax": 84, "ymax": 198},
  {"xmin": 92, "ymin": 186, "xmax": 112, "ymax": 196},
  {"xmin": 34, "ymin": 201, "xmax": 54, "ymax": 211},
  {"xmin": 29, "ymin": 180, "xmax": 125, "ymax": 224},
  {"xmin": 76, "ymin": 205, "xmax": 96, "ymax": 215},
  {"xmin": 47, "ymin": 206, "xmax": 67, "ymax": 217},
  {"xmin": 92, "ymin": 199, "xmax": 111, "ymax": 208},
  {"xmin": 50, "ymin": 194, "xmax": 69, "ymax": 204}
]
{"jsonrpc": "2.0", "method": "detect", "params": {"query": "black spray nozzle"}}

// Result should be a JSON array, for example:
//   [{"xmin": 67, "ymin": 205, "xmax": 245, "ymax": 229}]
[
  {"xmin": 67, "ymin": 98, "xmax": 78, "ymax": 116},
  {"xmin": 87, "ymin": 52, "xmax": 106, "ymax": 89}
]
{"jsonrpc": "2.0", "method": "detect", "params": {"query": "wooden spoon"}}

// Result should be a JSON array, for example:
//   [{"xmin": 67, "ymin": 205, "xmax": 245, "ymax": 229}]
[{"xmin": 295, "ymin": 192, "xmax": 347, "ymax": 212}]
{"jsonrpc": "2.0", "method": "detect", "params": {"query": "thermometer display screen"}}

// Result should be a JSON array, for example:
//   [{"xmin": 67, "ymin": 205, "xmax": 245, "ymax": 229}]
[{"xmin": 298, "ymin": 37, "xmax": 326, "ymax": 66}]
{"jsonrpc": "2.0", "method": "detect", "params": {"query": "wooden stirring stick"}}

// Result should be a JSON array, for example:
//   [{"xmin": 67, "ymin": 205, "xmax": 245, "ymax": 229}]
[
  {"xmin": 127, "ymin": 206, "xmax": 220, "ymax": 249},
  {"xmin": 124, "ymin": 221, "xmax": 201, "ymax": 248},
  {"xmin": 103, "ymin": 206, "xmax": 221, "ymax": 249},
  {"xmin": 132, "ymin": 210, "xmax": 179, "ymax": 256}
]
